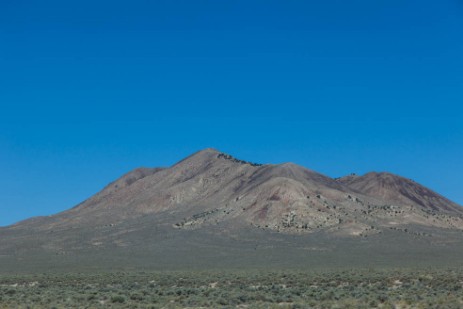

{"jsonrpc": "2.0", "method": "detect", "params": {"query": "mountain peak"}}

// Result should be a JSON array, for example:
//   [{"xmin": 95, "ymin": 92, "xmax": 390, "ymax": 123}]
[
  {"xmin": 365, "ymin": 171, "xmax": 405, "ymax": 179},
  {"xmin": 199, "ymin": 147, "xmax": 221, "ymax": 154},
  {"xmin": 172, "ymin": 148, "xmax": 221, "ymax": 167},
  {"xmin": 338, "ymin": 171, "xmax": 462, "ymax": 213},
  {"xmin": 187, "ymin": 147, "xmax": 222, "ymax": 159}
]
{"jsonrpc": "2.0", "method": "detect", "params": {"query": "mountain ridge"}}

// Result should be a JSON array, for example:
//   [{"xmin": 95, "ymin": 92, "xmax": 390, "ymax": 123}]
[
  {"xmin": 5, "ymin": 148, "xmax": 463, "ymax": 230},
  {"xmin": 1, "ymin": 148, "xmax": 463, "ymax": 271}
]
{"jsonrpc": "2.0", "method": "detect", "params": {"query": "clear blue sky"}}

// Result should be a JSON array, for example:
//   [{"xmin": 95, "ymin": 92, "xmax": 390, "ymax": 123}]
[{"xmin": 1, "ymin": 0, "xmax": 462, "ymax": 226}]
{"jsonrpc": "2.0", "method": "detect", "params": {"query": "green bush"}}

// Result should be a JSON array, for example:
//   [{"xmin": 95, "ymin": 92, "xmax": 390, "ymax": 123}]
[{"xmin": 111, "ymin": 295, "xmax": 126, "ymax": 303}]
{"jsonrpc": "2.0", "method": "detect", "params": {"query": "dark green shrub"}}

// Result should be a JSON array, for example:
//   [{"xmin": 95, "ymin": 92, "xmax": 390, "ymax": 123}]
[
  {"xmin": 111, "ymin": 295, "xmax": 126, "ymax": 303},
  {"xmin": 130, "ymin": 293, "xmax": 144, "ymax": 301},
  {"xmin": 87, "ymin": 294, "xmax": 96, "ymax": 301}
]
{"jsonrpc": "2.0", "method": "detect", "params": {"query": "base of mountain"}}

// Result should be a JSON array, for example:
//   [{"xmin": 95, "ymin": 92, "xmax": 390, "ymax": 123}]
[{"xmin": 2, "ymin": 226, "xmax": 463, "ymax": 273}]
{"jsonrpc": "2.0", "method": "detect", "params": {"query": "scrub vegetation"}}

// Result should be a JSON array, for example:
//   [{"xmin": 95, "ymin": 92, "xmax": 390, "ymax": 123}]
[{"xmin": 1, "ymin": 269, "xmax": 463, "ymax": 308}]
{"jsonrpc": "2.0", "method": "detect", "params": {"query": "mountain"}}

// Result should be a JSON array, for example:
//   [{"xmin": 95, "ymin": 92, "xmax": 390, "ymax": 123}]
[{"xmin": 1, "ymin": 148, "xmax": 463, "ymax": 272}]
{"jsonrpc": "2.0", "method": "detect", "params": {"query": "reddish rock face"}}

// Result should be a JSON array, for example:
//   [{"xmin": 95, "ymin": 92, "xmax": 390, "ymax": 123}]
[{"xmin": 336, "ymin": 172, "xmax": 462, "ymax": 214}]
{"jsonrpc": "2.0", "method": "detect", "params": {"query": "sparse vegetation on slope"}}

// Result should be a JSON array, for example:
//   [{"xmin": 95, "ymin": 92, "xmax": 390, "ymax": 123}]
[{"xmin": 217, "ymin": 152, "xmax": 263, "ymax": 166}]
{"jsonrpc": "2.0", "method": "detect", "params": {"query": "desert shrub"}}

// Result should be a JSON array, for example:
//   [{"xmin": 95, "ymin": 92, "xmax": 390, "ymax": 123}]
[
  {"xmin": 111, "ymin": 295, "xmax": 126, "ymax": 303},
  {"xmin": 87, "ymin": 294, "xmax": 96, "ymax": 301},
  {"xmin": 2, "ymin": 270, "xmax": 463, "ymax": 308},
  {"xmin": 5, "ymin": 289, "xmax": 16, "ymax": 295},
  {"xmin": 217, "ymin": 297, "xmax": 228, "ymax": 305},
  {"xmin": 130, "ymin": 292, "xmax": 144, "ymax": 300}
]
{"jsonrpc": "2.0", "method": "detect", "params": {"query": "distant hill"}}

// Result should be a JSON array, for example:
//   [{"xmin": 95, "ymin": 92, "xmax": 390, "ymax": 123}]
[{"xmin": 1, "ymin": 148, "xmax": 463, "ymax": 272}]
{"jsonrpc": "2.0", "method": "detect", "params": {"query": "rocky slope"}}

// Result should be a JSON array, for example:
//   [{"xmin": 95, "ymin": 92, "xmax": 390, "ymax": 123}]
[{"xmin": 337, "ymin": 172, "xmax": 463, "ymax": 214}]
